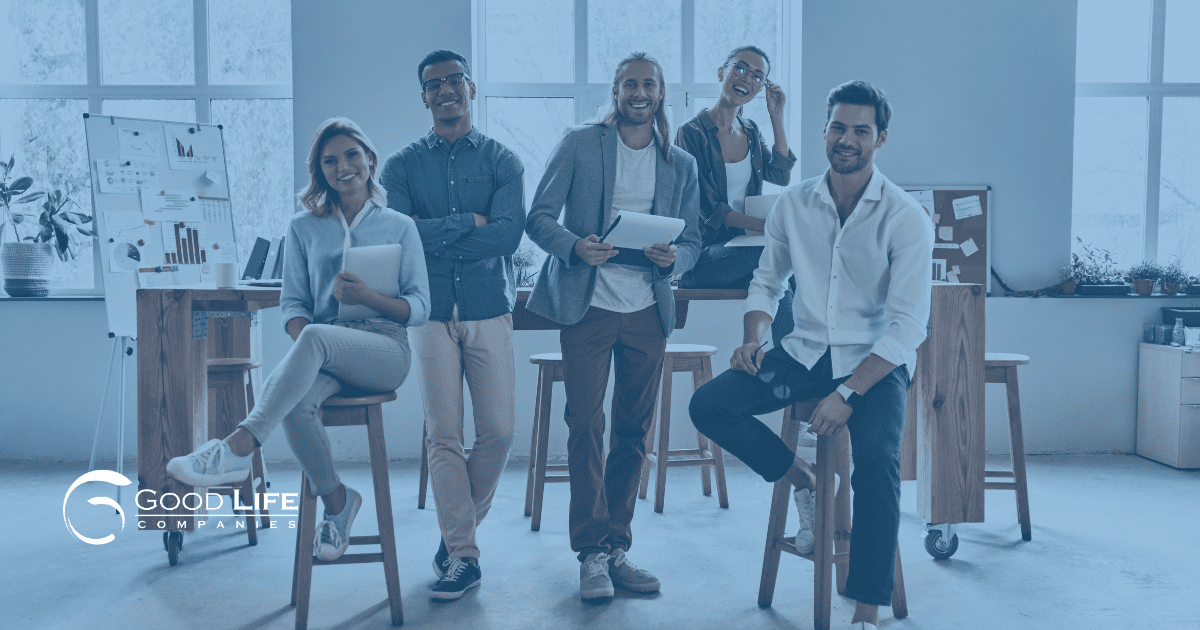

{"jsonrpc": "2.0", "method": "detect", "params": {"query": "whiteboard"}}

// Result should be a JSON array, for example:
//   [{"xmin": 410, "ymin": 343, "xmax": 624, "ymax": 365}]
[{"xmin": 83, "ymin": 114, "xmax": 237, "ymax": 338}]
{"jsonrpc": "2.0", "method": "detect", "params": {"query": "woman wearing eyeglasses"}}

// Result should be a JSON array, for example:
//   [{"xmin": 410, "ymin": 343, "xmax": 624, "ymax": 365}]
[{"xmin": 675, "ymin": 45, "xmax": 797, "ymax": 346}]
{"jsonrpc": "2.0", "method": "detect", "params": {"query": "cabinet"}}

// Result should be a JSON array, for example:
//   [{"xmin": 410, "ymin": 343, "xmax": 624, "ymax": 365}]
[{"xmin": 1137, "ymin": 343, "xmax": 1200, "ymax": 468}]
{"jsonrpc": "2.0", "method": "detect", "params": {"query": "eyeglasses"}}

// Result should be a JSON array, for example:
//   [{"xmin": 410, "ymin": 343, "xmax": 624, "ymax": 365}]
[
  {"xmin": 422, "ymin": 72, "xmax": 469, "ymax": 92},
  {"xmin": 730, "ymin": 63, "xmax": 766, "ymax": 86}
]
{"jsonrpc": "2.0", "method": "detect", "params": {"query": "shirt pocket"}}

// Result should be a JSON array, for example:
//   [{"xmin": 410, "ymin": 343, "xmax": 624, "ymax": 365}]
[{"xmin": 453, "ymin": 175, "xmax": 495, "ymax": 216}]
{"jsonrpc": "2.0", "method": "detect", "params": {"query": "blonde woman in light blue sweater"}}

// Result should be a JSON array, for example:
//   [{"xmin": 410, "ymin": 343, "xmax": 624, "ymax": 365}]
[{"xmin": 168, "ymin": 118, "xmax": 429, "ymax": 561}]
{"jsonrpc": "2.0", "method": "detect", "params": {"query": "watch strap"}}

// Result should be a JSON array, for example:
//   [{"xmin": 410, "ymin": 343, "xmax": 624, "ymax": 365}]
[{"xmin": 835, "ymin": 383, "xmax": 861, "ymax": 408}]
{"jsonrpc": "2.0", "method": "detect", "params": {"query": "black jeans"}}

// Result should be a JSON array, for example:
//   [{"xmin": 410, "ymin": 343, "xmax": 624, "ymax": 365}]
[
  {"xmin": 680, "ymin": 243, "xmax": 795, "ymax": 349},
  {"xmin": 689, "ymin": 347, "xmax": 909, "ymax": 606}
]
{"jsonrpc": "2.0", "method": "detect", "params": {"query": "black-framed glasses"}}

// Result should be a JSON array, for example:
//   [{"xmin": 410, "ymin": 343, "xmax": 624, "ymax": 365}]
[
  {"xmin": 422, "ymin": 72, "xmax": 469, "ymax": 92},
  {"xmin": 730, "ymin": 63, "xmax": 766, "ymax": 86}
]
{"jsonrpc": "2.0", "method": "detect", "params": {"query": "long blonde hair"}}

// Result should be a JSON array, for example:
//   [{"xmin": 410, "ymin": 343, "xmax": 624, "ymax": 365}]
[
  {"xmin": 297, "ymin": 117, "xmax": 385, "ymax": 217},
  {"xmin": 594, "ymin": 52, "xmax": 672, "ymax": 163}
]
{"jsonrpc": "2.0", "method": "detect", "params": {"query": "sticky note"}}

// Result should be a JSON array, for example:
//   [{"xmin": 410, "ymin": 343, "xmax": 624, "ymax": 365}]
[
  {"xmin": 932, "ymin": 213, "xmax": 940, "ymax": 224},
  {"xmin": 938, "ymin": 226, "xmax": 954, "ymax": 241},
  {"xmin": 946, "ymin": 271, "xmax": 959, "ymax": 283},
  {"xmin": 960, "ymin": 238, "xmax": 979, "ymax": 257},
  {"xmin": 952, "ymin": 265, "xmax": 961, "ymax": 275}
]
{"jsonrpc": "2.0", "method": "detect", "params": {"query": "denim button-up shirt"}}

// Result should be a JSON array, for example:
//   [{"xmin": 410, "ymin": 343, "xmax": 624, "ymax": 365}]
[{"xmin": 381, "ymin": 128, "xmax": 525, "ymax": 322}]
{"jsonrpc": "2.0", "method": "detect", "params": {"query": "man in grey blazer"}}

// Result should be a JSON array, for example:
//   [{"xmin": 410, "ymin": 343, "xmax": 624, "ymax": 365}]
[{"xmin": 525, "ymin": 52, "xmax": 701, "ymax": 602}]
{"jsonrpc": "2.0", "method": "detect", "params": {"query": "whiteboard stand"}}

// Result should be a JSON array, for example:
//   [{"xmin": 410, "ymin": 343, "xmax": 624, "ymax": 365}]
[{"xmin": 88, "ymin": 333, "xmax": 133, "ymax": 511}]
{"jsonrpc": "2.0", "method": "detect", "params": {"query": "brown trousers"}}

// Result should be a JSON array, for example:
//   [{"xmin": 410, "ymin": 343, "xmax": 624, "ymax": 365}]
[{"xmin": 560, "ymin": 305, "xmax": 666, "ymax": 559}]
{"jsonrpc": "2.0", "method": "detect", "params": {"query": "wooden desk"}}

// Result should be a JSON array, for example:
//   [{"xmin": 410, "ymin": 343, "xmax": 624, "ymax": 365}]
[{"xmin": 137, "ymin": 286, "xmax": 280, "ymax": 531}]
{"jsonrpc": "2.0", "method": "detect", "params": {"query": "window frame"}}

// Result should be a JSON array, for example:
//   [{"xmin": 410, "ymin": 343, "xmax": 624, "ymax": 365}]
[
  {"xmin": 0, "ymin": 0, "xmax": 292, "ymax": 295},
  {"xmin": 1075, "ymin": 0, "xmax": 1200, "ymax": 263},
  {"xmin": 472, "ymin": 0, "xmax": 792, "ymax": 151}
]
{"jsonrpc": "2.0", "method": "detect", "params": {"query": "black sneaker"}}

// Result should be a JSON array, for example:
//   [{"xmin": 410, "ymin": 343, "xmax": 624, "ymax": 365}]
[
  {"xmin": 431, "ymin": 558, "xmax": 481, "ymax": 600},
  {"xmin": 433, "ymin": 538, "xmax": 450, "ymax": 578}
]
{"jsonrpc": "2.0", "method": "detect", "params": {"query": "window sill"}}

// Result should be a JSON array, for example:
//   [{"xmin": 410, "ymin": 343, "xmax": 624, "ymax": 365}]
[{"xmin": 0, "ymin": 295, "xmax": 104, "ymax": 302}]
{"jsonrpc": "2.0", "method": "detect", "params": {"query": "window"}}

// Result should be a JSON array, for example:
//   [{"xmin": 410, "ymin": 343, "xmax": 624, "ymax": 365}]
[
  {"xmin": 0, "ymin": 0, "xmax": 292, "ymax": 294},
  {"xmin": 1073, "ymin": 0, "xmax": 1200, "ymax": 272},
  {"xmin": 475, "ymin": 0, "xmax": 791, "ymax": 263}
]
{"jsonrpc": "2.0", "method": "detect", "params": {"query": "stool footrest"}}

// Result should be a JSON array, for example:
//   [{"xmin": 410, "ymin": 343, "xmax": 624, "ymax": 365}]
[
  {"xmin": 543, "ymin": 475, "xmax": 571, "ymax": 483},
  {"xmin": 312, "ymin": 552, "xmax": 385, "ymax": 566},
  {"xmin": 984, "ymin": 481, "xmax": 1018, "ymax": 490},
  {"xmin": 349, "ymin": 535, "xmax": 380, "ymax": 545},
  {"xmin": 985, "ymin": 470, "xmax": 1015, "ymax": 477}
]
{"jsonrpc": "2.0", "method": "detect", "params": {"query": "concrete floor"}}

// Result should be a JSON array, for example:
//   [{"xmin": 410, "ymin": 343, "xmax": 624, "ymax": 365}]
[{"xmin": 5, "ymin": 454, "xmax": 1198, "ymax": 630}]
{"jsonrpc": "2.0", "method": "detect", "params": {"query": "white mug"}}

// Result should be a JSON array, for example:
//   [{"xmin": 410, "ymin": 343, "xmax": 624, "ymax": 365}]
[{"xmin": 215, "ymin": 262, "xmax": 238, "ymax": 288}]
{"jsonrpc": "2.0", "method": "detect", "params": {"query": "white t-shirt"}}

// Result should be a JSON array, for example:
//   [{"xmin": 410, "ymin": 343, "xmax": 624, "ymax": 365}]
[
  {"xmin": 589, "ymin": 137, "xmax": 657, "ymax": 313},
  {"xmin": 724, "ymin": 149, "xmax": 753, "ymax": 214}
]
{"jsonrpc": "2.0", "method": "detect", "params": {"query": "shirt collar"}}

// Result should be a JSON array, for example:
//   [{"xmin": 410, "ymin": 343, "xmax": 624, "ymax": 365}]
[
  {"xmin": 423, "ymin": 127, "xmax": 481, "ymax": 150},
  {"xmin": 817, "ymin": 166, "xmax": 886, "ymax": 209}
]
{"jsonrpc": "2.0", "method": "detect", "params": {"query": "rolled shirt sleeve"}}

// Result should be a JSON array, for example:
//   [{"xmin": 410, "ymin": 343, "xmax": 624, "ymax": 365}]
[{"xmin": 868, "ymin": 207, "xmax": 934, "ymax": 367}]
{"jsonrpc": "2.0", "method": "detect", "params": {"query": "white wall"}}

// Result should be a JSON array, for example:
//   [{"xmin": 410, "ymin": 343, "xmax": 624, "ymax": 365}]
[{"xmin": 4, "ymin": 0, "xmax": 1196, "ymax": 464}]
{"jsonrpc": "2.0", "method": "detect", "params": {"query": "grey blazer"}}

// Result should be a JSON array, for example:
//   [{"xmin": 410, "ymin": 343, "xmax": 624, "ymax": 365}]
[{"xmin": 524, "ymin": 124, "xmax": 702, "ymax": 337}]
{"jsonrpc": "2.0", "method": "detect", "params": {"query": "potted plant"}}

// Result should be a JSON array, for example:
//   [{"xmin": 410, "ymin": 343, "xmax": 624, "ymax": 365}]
[
  {"xmin": 1159, "ymin": 257, "xmax": 1187, "ymax": 296},
  {"xmin": 1185, "ymin": 274, "xmax": 1200, "ymax": 295},
  {"xmin": 1126, "ymin": 260, "xmax": 1161, "ymax": 296},
  {"xmin": 0, "ymin": 155, "xmax": 49, "ymax": 297},
  {"xmin": 1059, "ymin": 265, "xmax": 1078, "ymax": 295},
  {"xmin": 1, "ymin": 180, "xmax": 92, "ymax": 297},
  {"xmin": 1072, "ymin": 238, "xmax": 1127, "ymax": 295},
  {"xmin": 513, "ymin": 244, "xmax": 542, "ymax": 288}
]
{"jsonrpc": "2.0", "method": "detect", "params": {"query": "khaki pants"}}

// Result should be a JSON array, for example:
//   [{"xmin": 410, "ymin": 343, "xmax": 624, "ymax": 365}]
[
  {"xmin": 560, "ymin": 305, "xmax": 666, "ymax": 560},
  {"xmin": 414, "ymin": 312, "xmax": 516, "ymax": 560}
]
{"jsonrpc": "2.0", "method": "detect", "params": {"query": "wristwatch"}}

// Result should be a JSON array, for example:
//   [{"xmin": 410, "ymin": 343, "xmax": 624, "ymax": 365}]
[{"xmin": 835, "ymin": 383, "xmax": 862, "ymax": 409}]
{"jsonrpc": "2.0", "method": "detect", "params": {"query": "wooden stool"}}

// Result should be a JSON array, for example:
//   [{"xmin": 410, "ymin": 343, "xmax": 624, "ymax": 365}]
[
  {"xmin": 524, "ymin": 353, "xmax": 570, "ymax": 531},
  {"xmin": 206, "ymin": 358, "xmax": 270, "ymax": 541},
  {"xmin": 291, "ymin": 391, "xmax": 402, "ymax": 630},
  {"xmin": 417, "ymin": 426, "xmax": 471, "ymax": 509},
  {"xmin": 759, "ymin": 400, "xmax": 908, "ymax": 630},
  {"xmin": 984, "ymin": 352, "xmax": 1032, "ymax": 541},
  {"xmin": 638, "ymin": 344, "xmax": 728, "ymax": 512}
]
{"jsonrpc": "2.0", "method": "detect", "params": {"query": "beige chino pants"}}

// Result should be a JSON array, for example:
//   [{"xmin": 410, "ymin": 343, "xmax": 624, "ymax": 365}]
[{"xmin": 414, "ymin": 311, "xmax": 516, "ymax": 560}]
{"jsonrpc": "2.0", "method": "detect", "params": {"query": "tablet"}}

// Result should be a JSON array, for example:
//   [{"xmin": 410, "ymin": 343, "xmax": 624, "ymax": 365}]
[{"xmin": 338, "ymin": 244, "xmax": 402, "ymax": 321}]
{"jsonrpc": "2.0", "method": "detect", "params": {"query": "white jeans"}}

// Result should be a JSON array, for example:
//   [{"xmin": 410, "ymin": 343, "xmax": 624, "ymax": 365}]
[
  {"xmin": 415, "ymin": 312, "xmax": 516, "ymax": 560},
  {"xmin": 240, "ymin": 323, "xmax": 411, "ymax": 496}
]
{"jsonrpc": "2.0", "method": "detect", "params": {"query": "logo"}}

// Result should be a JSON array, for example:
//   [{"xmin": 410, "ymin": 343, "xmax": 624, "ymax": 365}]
[{"xmin": 63, "ymin": 470, "xmax": 133, "ymax": 545}]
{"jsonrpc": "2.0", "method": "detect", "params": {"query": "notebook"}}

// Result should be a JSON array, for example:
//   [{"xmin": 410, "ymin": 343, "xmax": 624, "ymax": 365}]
[
  {"xmin": 726, "ymin": 193, "xmax": 779, "ymax": 247},
  {"xmin": 338, "ymin": 244, "xmax": 403, "ymax": 321}
]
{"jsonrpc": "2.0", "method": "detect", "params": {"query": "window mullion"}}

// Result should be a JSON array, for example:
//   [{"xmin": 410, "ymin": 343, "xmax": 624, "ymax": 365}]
[
  {"xmin": 86, "ymin": 0, "xmax": 101, "ymax": 114},
  {"xmin": 1143, "ymin": 0, "xmax": 1167, "ymax": 261},
  {"xmin": 681, "ymin": 0, "xmax": 694, "ymax": 90},
  {"xmin": 575, "ymin": 0, "xmax": 590, "ymax": 123},
  {"xmin": 194, "ymin": 0, "xmax": 210, "ymax": 124}
]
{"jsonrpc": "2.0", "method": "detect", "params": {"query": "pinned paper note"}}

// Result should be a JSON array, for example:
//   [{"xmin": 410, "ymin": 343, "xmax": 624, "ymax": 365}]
[
  {"xmin": 938, "ymin": 226, "xmax": 954, "ymax": 241},
  {"xmin": 934, "ymin": 243, "xmax": 959, "ymax": 249},
  {"xmin": 952, "ymin": 195, "xmax": 983, "ymax": 221},
  {"xmin": 118, "ymin": 128, "xmax": 163, "ymax": 161},
  {"xmin": 202, "ymin": 170, "xmax": 224, "ymax": 185},
  {"xmin": 960, "ymin": 238, "xmax": 979, "ymax": 257},
  {"xmin": 141, "ymin": 189, "xmax": 202, "ymax": 222},
  {"xmin": 932, "ymin": 213, "xmax": 940, "ymax": 224},
  {"xmin": 164, "ymin": 123, "xmax": 225, "ymax": 170},
  {"xmin": 908, "ymin": 190, "xmax": 934, "ymax": 217},
  {"xmin": 952, "ymin": 265, "xmax": 961, "ymax": 275},
  {"xmin": 102, "ymin": 212, "xmax": 162, "ymax": 273},
  {"xmin": 946, "ymin": 271, "xmax": 959, "ymax": 283},
  {"xmin": 97, "ymin": 159, "xmax": 159, "ymax": 194}
]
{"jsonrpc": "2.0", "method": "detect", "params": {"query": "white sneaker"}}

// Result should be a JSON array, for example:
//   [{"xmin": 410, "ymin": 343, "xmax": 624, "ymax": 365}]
[
  {"xmin": 313, "ymin": 486, "xmax": 361, "ymax": 561},
  {"xmin": 793, "ymin": 487, "xmax": 816, "ymax": 554},
  {"xmin": 579, "ymin": 552, "xmax": 615, "ymax": 600},
  {"xmin": 166, "ymin": 438, "xmax": 253, "ymax": 487},
  {"xmin": 608, "ymin": 548, "xmax": 660, "ymax": 593}
]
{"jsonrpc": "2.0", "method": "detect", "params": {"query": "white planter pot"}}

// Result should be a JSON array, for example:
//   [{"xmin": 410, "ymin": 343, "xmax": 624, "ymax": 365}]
[{"xmin": 1, "ymin": 241, "xmax": 54, "ymax": 297}]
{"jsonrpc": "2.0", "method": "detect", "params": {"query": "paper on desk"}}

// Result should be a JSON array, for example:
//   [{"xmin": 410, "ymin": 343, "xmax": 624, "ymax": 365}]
[
  {"xmin": 952, "ymin": 195, "xmax": 983, "ymax": 221},
  {"xmin": 725, "ymin": 234, "xmax": 767, "ymax": 247},
  {"xmin": 932, "ymin": 213, "xmax": 940, "ymax": 224},
  {"xmin": 603, "ymin": 212, "xmax": 685, "ymax": 249},
  {"xmin": 946, "ymin": 271, "xmax": 959, "ymax": 283},
  {"xmin": 960, "ymin": 238, "xmax": 979, "ymax": 257}
]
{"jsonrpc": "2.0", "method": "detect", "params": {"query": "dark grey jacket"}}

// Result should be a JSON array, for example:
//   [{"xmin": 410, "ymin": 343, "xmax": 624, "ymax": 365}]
[
  {"xmin": 524, "ymin": 124, "xmax": 701, "ymax": 337},
  {"xmin": 674, "ymin": 109, "xmax": 797, "ymax": 246}
]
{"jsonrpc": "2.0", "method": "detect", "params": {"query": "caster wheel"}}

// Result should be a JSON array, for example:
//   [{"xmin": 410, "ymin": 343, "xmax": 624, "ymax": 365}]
[
  {"xmin": 166, "ymin": 531, "xmax": 183, "ymax": 566},
  {"xmin": 924, "ymin": 530, "xmax": 958, "ymax": 560}
]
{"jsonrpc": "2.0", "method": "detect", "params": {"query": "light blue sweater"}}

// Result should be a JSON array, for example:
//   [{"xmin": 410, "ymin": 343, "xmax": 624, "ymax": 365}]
[{"xmin": 280, "ymin": 202, "xmax": 430, "ymax": 334}]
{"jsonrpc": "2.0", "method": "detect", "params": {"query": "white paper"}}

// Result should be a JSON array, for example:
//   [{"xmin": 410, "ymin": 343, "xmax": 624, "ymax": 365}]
[
  {"xmin": 946, "ymin": 271, "xmax": 959, "ymax": 283},
  {"xmin": 339, "ymin": 244, "xmax": 403, "ymax": 321},
  {"xmin": 96, "ymin": 159, "xmax": 159, "ymax": 194},
  {"xmin": 102, "ymin": 212, "xmax": 162, "ymax": 273},
  {"xmin": 934, "ymin": 243, "xmax": 960, "ymax": 250},
  {"xmin": 938, "ymin": 226, "xmax": 954, "ymax": 241},
  {"xmin": 952, "ymin": 265, "xmax": 962, "ymax": 275},
  {"xmin": 725, "ymin": 234, "xmax": 767, "ymax": 247},
  {"xmin": 141, "ymin": 189, "xmax": 202, "ymax": 222},
  {"xmin": 960, "ymin": 237, "xmax": 979, "ymax": 257},
  {"xmin": 202, "ymin": 170, "xmax": 224, "ymax": 185},
  {"xmin": 932, "ymin": 213, "xmax": 940, "ymax": 224},
  {"xmin": 197, "ymin": 197, "xmax": 237, "ymax": 264},
  {"xmin": 908, "ymin": 190, "xmax": 935, "ymax": 217},
  {"xmin": 952, "ymin": 195, "xmax": 983, "ymax": 221},
  {"xmin": 118, "ymin": 128, "xmax": 164, "ymax": 162},
  {"xmin": 164, "ymin": 123, "xmax": 225, "ymax": 169},
  {"xmin": 932, "ymin": 259, "xmax": 946, "ymax": 282},
  {"xmin": 138, "ymin": 265, "xmax": 201, "ymax": 288},
  {"xmin": 603, "ymin": 212, "xmax": 686, "ymax": 250}
]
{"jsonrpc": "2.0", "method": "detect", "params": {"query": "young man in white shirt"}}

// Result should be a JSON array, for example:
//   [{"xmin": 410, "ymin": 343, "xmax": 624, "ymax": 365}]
[{"xmin": 689, "ymin": 81, "xmax": 933, "ymax": 630}]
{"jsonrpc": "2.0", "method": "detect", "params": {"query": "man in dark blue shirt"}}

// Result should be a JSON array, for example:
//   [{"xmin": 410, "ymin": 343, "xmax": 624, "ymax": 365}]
[{"xmin": 380, "ymin": 49, "xmax": 525, "ymax": 602}]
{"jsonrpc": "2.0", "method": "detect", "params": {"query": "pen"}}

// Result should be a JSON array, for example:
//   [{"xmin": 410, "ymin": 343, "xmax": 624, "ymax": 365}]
[
  {"xmin": 751, "ymin": 340, "xmax": 768, "ymax": 370},
  {"xmin": 598, "ymin": 215, "xmax": 621, "ymax": 243}
]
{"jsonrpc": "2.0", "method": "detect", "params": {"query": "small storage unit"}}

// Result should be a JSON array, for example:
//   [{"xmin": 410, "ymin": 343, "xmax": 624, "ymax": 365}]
[{"xmin": 1137, "ymin": 343, "xmax": 1200, "ymax": 469}]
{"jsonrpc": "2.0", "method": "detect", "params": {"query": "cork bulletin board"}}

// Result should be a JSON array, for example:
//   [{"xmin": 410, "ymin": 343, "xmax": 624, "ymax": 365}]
[{"xmin": 902, "ymin": 186, "xmax": 990, "ymax": 291}]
